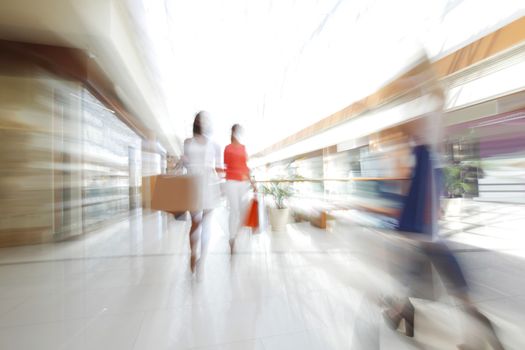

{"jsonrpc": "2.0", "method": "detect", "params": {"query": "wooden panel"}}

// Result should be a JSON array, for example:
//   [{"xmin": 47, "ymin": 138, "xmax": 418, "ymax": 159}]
[
  {"xmin": 0, "ymin": 227, "xmax": 53, "ymax": 247},
  {"xmin": 256, "ymin": 17, "xmax": 525, "ymax": 158},
  {"xmin": 433, "ymin": 17, "xmax": 525, "ymax": 78}
]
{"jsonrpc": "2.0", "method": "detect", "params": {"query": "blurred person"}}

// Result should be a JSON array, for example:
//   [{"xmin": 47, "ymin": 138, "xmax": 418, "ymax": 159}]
[
  {"xmin": 223, "ymin": 124, "xmax": 256, "ymax": 254},
  {"xmin": 183, "ymin": 111, "xmax": 222, "ymax": 274},
  {"xmin": 378, "ymin": 136, "xmax": 504, "ymax": 349},
  {"xmin": 380, "ymin": 142, "xmax": 439, "ymax": 338}
]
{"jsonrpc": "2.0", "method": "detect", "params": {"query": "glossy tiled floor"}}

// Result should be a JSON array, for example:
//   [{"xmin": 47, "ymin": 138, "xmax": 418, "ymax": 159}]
[{"xmin": 0, "ymin": 201, "xmax": 523, "ymax": 349}]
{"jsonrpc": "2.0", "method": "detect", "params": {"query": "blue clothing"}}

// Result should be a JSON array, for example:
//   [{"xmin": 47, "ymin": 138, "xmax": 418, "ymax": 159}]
[
  {"xmin": 397, "ymin": 145, "xmax": 438, "ymax": 235},
  {"xmin": 395, "ymin": 145, "xmax": 468, "ymax": 292}
]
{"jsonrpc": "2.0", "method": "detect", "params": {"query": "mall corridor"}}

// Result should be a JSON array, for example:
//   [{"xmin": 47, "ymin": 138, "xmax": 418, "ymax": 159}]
[
  {"xmin": 0, "ymin": 202, "xmax": 524, "ymax": 349},
  {"xmin": 1, "ymin": 0, "xmax": 525, "ymax": 349}
]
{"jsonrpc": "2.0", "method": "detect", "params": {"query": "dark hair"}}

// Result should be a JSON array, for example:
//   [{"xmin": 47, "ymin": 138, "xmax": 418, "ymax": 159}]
[
  {"xmin": 231, "ymin": 124, "xmax": 241, "ymax": 135},
  {"xmin": 193, "ymin": 112, "xmax": 203, "ymax": 136}
]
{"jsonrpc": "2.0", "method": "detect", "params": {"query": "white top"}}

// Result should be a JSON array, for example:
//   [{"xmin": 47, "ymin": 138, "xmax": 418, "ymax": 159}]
[{"xmin": 183, "ymin": 136, "xmax": 222, "ymax": 210}]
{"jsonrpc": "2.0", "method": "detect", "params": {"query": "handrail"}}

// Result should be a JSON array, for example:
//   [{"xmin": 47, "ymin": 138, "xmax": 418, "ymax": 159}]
[{"xmin": 255, "ymin": 177, "xmax": 409, "ymax": 183}]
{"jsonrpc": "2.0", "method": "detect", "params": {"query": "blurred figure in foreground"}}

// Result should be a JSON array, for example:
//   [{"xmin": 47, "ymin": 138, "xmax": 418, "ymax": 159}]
[
  {"xmin": 380, "ymin": 130, "xmax": 505, "ymax": 349},
  {"xmin": 183, "ymin": 111, "xmax": 222, "ymax": 274},
  {"xmin": 223, "ymin": 124, "xmax": 256, "ymax": 254}
]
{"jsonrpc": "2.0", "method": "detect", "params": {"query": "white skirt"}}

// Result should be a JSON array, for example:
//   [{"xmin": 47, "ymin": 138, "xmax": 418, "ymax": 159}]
[{"xmin": 197, "ymin": 172, "xmax": 221, "ymax": 210}]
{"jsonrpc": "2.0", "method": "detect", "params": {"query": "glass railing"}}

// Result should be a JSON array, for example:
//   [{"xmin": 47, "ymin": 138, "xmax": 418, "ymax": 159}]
[{"xmin": 256, "ymin": 177, "xmax": 409, "ymax": 226}]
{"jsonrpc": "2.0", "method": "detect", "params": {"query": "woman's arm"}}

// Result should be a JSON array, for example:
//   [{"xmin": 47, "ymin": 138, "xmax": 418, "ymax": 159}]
[
  {"xmin": 214, "ymin": 142, "xmax": 225, "ymax": 174},
  {"xmin": 244, "ymin": 148, "xmax": 257, "ymax": 191},
  {"xmin": 182, "ymin": 139, "xmax": 190, "ymax": 170}
]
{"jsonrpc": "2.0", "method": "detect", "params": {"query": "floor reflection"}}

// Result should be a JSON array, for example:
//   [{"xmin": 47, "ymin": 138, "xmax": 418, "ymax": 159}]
[{"xmin": 0, "ymin": 203, "xmax": 523, "ymax": 349}]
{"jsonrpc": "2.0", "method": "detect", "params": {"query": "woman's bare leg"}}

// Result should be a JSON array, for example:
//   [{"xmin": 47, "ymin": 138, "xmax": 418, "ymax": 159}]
[
  {"xmin": 189, "ymin": 212, "xmax": 202, "ymax": 273},
  {"xmin": 199, "ymin": 210, "xmax": 212, "ymax": 270}
]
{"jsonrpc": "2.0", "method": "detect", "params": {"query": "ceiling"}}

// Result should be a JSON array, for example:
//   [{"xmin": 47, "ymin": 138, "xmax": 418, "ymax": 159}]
[
  {"xmin": 0, "ymin": 0, "xmax": 523, "ymax": 156},
  {"xmin": 124, "ymin": 0, "xmax": 524, "ymax": 154}
]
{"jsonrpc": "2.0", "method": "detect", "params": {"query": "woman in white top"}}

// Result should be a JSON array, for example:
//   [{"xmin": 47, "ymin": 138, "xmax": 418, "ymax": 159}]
[{"xmin": 183, "ymin": 111, "xmax": 222, "ymax": 274}]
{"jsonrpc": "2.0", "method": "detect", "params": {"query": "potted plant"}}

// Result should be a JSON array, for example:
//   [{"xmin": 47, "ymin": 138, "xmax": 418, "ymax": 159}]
[
  {"xmin": 441, "ymin": 161, "xmax": 483, "ymax": 216},
  {"xmin": 443, "ymin": 161, "xmax": 483, "ymax": 198},
  {"xmin": 443, "ymin": 165, "xmax": 466, "ymax": 198},
  {"xmin": 261, "ymin": 181, "xmax": 294, "ymax": 231}
]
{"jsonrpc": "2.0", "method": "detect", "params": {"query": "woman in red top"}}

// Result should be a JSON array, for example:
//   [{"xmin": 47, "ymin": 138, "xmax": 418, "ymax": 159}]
[{"xmin": 224, "ymin": 124, "xmax": 255, "ymax": 254}]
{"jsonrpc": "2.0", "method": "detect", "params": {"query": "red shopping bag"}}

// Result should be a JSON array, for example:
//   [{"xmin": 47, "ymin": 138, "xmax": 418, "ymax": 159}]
[{"xmin": 244, "ymin": 198, "xmax": 259, "ymax": 229}]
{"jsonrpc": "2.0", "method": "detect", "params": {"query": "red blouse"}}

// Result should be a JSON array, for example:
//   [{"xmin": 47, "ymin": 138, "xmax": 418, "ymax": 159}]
[{"xmin": 224, "ymin": 143, "xmax": 249, "ymax": 181}]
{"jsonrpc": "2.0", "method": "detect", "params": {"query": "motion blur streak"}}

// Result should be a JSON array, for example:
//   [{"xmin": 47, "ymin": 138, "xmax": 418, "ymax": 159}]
[{"xmin": 0, "ymin": 1, "xmax": 525, "ymax": 349}]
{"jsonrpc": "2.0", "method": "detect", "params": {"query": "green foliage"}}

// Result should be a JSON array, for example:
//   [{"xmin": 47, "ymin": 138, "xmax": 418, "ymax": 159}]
[
  {"xmin": 443, "ymin": 162, "xmax": 483, "ymax": 197},
  {"xmin": 260, "ymin": 181, "xmax": 294, "ymax": 209},
  {"xmin": 443, "ymin": 166, "xmax": 464, "ymax": 197}
]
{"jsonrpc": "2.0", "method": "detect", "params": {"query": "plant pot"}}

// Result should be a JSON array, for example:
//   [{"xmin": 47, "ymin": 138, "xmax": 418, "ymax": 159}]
[
  {"xmin": 269, "ymin": 207, "xmax": 289, "ymax": 232},
  {"xmin": 442, "ymin": 197, "xmax": 464, "ymax": 217}
]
